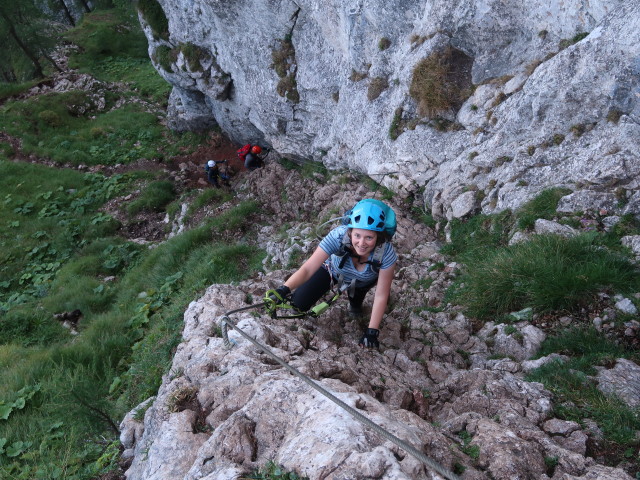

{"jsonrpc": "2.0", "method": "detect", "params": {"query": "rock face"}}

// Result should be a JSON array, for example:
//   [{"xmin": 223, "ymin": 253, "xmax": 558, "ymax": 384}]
[
  {"xmin": 119, "ymin": 164, "xmax": 637, "ymax": 480},
  {"xmin": 139, "ymin": 0, "xmax": 640, "ymax": 220}
]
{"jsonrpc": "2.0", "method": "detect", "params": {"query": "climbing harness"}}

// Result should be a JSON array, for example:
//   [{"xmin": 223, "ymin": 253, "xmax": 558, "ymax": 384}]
[
  {"xmin": 263, "ymin": 281, "xmax": 348, "ymax": 319},
  {"xmin": 217, "ymin": 309, "xmax": 460, "ymax": 480}
]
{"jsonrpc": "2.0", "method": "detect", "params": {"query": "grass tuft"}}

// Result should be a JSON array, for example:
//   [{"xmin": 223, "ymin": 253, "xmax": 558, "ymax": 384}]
[
  {"xmin": 456, "ymin": 233, "xmax": 639, "ymax": 318},
  {"xmin": 409, "ymin": 46, "xmax": 473, "ymax": 117},
  {"xmin": 516, "ymin": 187, "xmax": 572, "ymax": 230},
  {"xmin": 127, "ymin": 180, "xmax": 176, "ymax": 215}
]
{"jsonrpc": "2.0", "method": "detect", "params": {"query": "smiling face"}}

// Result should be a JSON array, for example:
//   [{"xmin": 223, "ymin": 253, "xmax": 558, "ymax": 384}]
[{"xmin": 350, "ymin": 228, "xmax": 378, "ymax": 258}]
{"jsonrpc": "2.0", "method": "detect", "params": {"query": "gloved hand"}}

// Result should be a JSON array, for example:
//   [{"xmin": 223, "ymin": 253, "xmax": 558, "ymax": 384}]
[
  {"xmin": 359, "ymin": 328, "xmax": 379, "ymax": 349},
  {"xmin": 268, "ymin": 285, "xmax": 291, "ymax": 305}
]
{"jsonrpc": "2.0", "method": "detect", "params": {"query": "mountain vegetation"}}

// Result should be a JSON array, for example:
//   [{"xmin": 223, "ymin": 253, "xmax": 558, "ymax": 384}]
[{"xmin": 0, "ymin": 2, "xmax": 639, "ymax": 479}]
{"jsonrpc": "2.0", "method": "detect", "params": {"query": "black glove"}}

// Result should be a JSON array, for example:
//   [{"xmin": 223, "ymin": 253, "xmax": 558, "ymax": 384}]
[
  {"xmin": 359, "ymin": 328, "xmax": 379, "ymax": 349},
  {"xmin": 268, "ymin": 285, "xmax": 291, "ymax": 305}
]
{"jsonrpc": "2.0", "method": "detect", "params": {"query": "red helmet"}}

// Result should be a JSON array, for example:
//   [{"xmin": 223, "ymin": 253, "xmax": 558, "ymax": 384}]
[{"xmin": 251, "ymin": 145, "xmax": 262, "ymax": 154}]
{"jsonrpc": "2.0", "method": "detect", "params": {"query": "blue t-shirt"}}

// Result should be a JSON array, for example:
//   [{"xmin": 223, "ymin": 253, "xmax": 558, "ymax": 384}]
[{"xmin": 318, "ymin": 225, "xmax": 397, "ymax": 287}]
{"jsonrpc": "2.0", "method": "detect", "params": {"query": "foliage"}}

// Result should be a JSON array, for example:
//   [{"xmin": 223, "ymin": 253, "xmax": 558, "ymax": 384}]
[
  {"xmin": 527, "ymin": 328, "xmax": 640, "ymax": 447},
  {"xmin": 516, "ymin": 187, "xmax": 572, "ymax": 230},
  {"xmin": 185, "ymin": 188, "xmax": 233, "ymax": 220},
  {"xmin": 0, "ymin": 93, "xmax": 203, "ymax": 165},
  {"xmin": 136, "ymin": 0, "xmax": 169, "ymax": 40},
  {"xmin": 0, "ymin": 1, "xmax": 60, "ymax": 81},
  {"xmin": 64, "ymin": 10, "xmax": 148, "ymax": 59},
  {"xmin": 389, "ymin": 106, "xmax": 405, "ymax": 140},
  {"xmin": 440, "ymin": 210, "xmax": 514, "ymax": 258},
  {"xmin": 0, "ymin": 80, "xmax": 40, "ymax": 102},
  {"xmin": 378, "ymin": 37, "xmax": 391, "ymax": 50},
  {"xmin": 243, "ymin": 460, "xmax": 308, "ymax": 480},
  {"xmin": 367, "ymin": 76, "xmax": 389, "ymax": 101},
  {"xmin": 127, "ymin": 180, "xmax": 176, "ymax": 215},
  {"xmin": 455, "ymin": 233, "xmax": 639, "ymax": 319},
  {"xmin": 0, "ymin": 162, "xmax": 131, "ymax": 312},
  {"xmin": 559, "ymin": 32, "xmax": 589, "ymax": 49},
  {"xmin": 0, "ymin": 182, "xmax": 265, "ymax": 479},
  {"xmin": 409, "ymin": 46, "xmax": 473, "ymax": 117}
]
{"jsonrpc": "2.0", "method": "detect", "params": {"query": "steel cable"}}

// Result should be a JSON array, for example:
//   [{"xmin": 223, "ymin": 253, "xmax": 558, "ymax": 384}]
[{"xmin": 219, "ymin": 313, "xmax": 460, "ymax": 480}]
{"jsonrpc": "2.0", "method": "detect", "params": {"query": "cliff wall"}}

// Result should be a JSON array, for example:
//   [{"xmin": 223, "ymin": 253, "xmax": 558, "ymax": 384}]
[{"xmin": 139, "ymin": 0, "xmax": 640, "ymax": 220}]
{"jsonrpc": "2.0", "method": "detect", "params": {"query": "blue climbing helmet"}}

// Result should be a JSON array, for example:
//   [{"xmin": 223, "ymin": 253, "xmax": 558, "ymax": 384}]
[{"xmin": 346, "ymin": 201, "xmax": 386, "ymax": 232}]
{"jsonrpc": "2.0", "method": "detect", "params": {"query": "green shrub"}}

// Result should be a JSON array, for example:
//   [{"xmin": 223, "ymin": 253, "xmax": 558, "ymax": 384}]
[
  {"xmin": 389, "ymin": 106, "xmax": 405, "ymax": 140},
  {"xmin": 409, "ymin": 46, "xmax": 473, "ymax": 117},
  {"xmin": 127, "ymin": 180, "xmax": 176, "ymax": 215},
  {"xmin": 38, "ymin": 110, "xmax": 62, "ymax": 127},
  {"xmin": 441, "ymin": 210, "xmax": 514, "ymax": 258},
  {"xmin": 457, "ymin": 233, "xmax": 639, "ymax": 318}
]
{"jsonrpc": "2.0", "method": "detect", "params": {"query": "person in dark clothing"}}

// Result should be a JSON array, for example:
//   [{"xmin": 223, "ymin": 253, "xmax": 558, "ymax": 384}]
[
  {"xmin": 205, "ymin": 159, "xmax": 228, "ymax": 187},
  {"xmin": 244, "ymin": 146, "xmax": 265, "ymax": 171}
]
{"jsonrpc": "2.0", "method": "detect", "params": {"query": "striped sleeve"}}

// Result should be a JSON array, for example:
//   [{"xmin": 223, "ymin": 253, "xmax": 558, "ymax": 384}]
[{"xmin": 318, "ymin": 226, "xmax": 347, "ymax": 255}]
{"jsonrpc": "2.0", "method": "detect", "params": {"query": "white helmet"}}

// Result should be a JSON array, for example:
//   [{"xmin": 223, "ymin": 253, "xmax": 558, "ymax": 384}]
[{"xmin": 207, "ymin": 160, "xmax": 215, "ymax": 167}]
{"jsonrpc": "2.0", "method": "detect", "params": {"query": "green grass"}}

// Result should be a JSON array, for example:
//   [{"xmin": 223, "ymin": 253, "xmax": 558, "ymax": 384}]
[
  {"xmin": 527, "ymin": 328, "xmax": 640, "ymax": 448},
  {"xmin": 0, "ymin": 161, "xmax": 133, "ymax": 312},
  {"xmin": 0, "ymin": 192, "xmax": 265, "ymax": 478},
  {"xmin": 440, "ymin": 210, "xmax": 514, "ymax": 257},
  {"xmin": 0, "ymin": 80, "xmax": 41, "ymax": 102},
  {"xmin": 243, "ymin": 461, "xmax": 308, "ymax": 480},
  {"xmin": 63, "ymin": 10, "xmax": 149, "ymax": 61},
  {"xmin": 0, "ymin": 93, "xmax": 206, "ymax": 166},
  {"xmin": 185, "ymin": 188, "xmax": 234, "ymax": 220},
  {"xmin": 0, "ymin": 9, "xmax": 204, "ymax": 167},
  {"xmin": 409, "ymin": 46, "xmax": 473, "ymax": 117},
  {"xmin": 455, "ymin": 233, "xmax": 639, "ymax": 319},
  {"xmin": 516, "ymin": 187, "xmax": 572, "ymax": 230},
  {"xmin": 127, "ymin": 180, "xmax": 176, "ymax": 215}
]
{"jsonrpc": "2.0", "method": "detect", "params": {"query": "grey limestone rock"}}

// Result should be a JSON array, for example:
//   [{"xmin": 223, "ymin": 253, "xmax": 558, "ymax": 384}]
[{"xmin": 140, "ymin": 0, "xmax": 640, "ymax": 221}]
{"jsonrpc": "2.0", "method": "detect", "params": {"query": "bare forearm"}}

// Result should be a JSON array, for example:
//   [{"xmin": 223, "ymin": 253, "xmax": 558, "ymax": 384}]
[{"xmin": 368, "ymin": 293, "xmax": 389, "ymax": 329}]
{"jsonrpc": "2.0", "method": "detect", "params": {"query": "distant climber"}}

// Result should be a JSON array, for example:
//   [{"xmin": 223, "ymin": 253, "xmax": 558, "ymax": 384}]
[
  {"xmin": 204, "ymin": 159, "xmax": 229, "ymax": 187},
  {"xmin": 237, "ymin": 144, "xmax": 268, "ymax": 171}
]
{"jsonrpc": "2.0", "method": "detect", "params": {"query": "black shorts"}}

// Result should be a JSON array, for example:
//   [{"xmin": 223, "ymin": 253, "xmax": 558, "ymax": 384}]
[{"xmin": 291, "ymin": 266, "xmax": 375, "ymax": 312}]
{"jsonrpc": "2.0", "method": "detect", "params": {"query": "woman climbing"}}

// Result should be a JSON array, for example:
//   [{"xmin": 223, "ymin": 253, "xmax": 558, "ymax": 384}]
[{"xmin": 269, "ymin": 200, "xmax": 397, "ymax": 349}]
